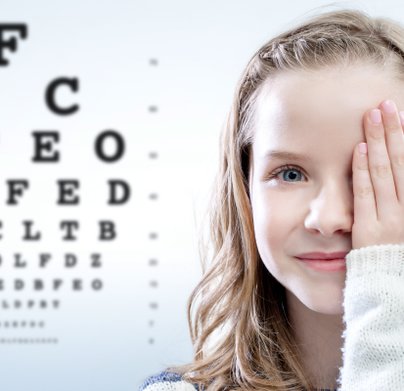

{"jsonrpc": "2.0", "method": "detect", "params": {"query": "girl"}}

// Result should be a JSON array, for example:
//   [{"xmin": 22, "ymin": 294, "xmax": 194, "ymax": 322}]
[{"xmin": 140, "ymin": 7, "xmax": 404, "ymax": 391}]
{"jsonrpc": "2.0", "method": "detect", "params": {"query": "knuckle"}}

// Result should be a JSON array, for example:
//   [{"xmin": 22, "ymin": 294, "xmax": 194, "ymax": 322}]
[
  {"xmin": 355, "ymin": 225, "xmax": 380, "ymax": 244},
  {"xmin": 369, "ymin": 226, "xmax": 383, "ymax": 239},
  {"xmin": 370, "ymin": 163, "xmax": 391, "ymax": 178},
  {"xmin": 391, "ymin": 154, "xmax": 404, "ymax": 167},
  {"xmin": 390, "ymin": 221, "xmax": 402, "ymax": 233},
  {"xmin": 387, "ymin": 215, "xmax": 404, "ymax": 232},
  {"xmin": 356, "ymin": 161, "xmax": 368, "ymax": 171},
  {"xmin": 356, "ymin": 186, "xmax": 373, "ymax": 198},
  {"xmin": 367, "ymin": 126, "xmax": 384, "ymax": 140},
  {"xmin": 385, "ymin": 123, "xmax": 401, "ymax": 134}
]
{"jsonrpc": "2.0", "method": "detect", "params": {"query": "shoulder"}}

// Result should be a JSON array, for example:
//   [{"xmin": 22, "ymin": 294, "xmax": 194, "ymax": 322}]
[{"xmin": 139, "ymin": 370, "xmax": 199, "ymax": 391}]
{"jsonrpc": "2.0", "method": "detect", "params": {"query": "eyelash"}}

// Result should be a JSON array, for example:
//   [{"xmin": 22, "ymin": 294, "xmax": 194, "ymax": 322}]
[{"xmin": 266, "ymin": 164, "xmax": 307, "ymax": 184}]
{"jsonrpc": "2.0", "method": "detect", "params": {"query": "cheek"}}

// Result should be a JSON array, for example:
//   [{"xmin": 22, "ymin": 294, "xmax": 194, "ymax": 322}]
[
  {"xmin": 252, "ymin": 189, "xmax": 300, "ymax": 231},
  {"xmin": 251, "ymin": 190, "xmax": 302, "ymax": 264}
]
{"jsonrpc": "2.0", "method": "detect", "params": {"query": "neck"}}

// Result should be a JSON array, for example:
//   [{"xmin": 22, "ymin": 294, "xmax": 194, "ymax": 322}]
[{"xmin": 285, "ymin": 292, "xmax": 344, "ymax": 390}]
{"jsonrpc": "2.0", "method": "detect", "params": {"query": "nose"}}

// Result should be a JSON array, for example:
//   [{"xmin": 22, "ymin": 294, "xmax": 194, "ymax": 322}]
[{"xmin": 304, "ymin": 180, "xmax": 353, "ymax": 237}]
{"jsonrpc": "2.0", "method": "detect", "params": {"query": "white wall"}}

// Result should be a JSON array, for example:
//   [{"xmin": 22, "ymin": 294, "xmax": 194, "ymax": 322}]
[{"xmin": 0, "ymin": 1, "xmax": 402, "ymax": 390}]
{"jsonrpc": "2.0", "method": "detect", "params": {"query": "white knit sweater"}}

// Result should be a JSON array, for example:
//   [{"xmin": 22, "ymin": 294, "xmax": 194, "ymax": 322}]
[
  {"xmin": 337, "ymin": 243, "xmax": 404, "ymax": 390},
  {"xmin": 140, "ymin": 244, "xmax": 404, "ymax": 391}
]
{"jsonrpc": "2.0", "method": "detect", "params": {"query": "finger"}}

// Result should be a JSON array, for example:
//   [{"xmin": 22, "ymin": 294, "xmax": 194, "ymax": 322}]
[
  {"xmin": 364, "ymin": 106, "xmax": 397, "ymax": 220},
  {"xmin": 378, "ymin": 100, "xmax": 404, "ymax": 204},
  {"xmin": 352, "ymin": 142, "xmax": 377, "ymax": 223}
]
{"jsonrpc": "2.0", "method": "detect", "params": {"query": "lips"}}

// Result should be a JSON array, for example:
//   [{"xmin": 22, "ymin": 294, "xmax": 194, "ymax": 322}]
[
  {"xmin": 295, "ymin": 251, "xmax": 349, "ymax": 260},
  {"xmin": 295, "ymin": 251, "xmax": 350, "ymax": 272}
]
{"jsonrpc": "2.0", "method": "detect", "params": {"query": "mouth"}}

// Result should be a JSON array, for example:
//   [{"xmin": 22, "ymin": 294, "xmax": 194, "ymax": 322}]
[
  {"xmin": 295, "ymin": 257, "xmax": 347, "ymax": 272},
  {"xmin": 295, "ymin": 251, "xmax": 349, "ymax": 260}
]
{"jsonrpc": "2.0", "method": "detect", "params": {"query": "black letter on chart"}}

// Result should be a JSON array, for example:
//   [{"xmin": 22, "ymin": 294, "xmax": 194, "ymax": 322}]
[
  {"xmin": 108, "ymin": 180, "xmax": 130, "ymax": 205},
  {"xmin": 65, "ymin": 254, "xmax": 77, "ymax": 268},
  {"xmin": 45, "ymin": 77, "xmax": 79, "ymax": 115},
  {"xmin": 0, "ymin": 24, "xmax": 28, "ymax": 66},
  {"xmin": 95, "ymin": 130, "xmax": 125, "ymax": 162},
  {"xmin": 57, "ymin": 180, "xmax": 80, "ymax": 205},
  {"xmin": 99, "ymin": 221, "xmax": 116, "ymax": 240},
  {"xmin": 7, "ymin": 180, "xmax": 29, "ymax": 205},
  {"xmin": 60, "ymin": 221, "xmax": 79, "ymax": 241},
  {"xmin": 22, "ymin": 221, "xmax": 41, "ymax": 241},
  {"xmin": 32, "ymin": 131, "xmax": 60, "ymax": 162}
]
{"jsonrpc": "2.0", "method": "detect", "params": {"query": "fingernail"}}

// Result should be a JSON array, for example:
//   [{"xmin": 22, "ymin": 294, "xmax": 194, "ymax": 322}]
[
  {"xmin": 400, "ymin": 111, "xmax": 404, "ymax": 126},
  {"xmin": 381, "ymin": 99, "xmax": 396, "ymax": 113},
  {"xmin": 370, "ymin": 109, "xmax": 382, "ymax": 124},
  {"xmin": 358, "ymin": 142, "xmax": 367, "ymax": 155}
]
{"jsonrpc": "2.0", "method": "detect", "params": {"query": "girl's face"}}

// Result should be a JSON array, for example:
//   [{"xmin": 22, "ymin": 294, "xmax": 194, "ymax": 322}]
[{"xmin": 248, "ymin": 64, "xmax": 404, "ymax": 315}]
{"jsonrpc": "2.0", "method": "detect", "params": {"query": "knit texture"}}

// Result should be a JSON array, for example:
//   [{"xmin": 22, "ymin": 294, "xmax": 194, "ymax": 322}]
[
  {"xmin": 337, "ymin": 243, "xmax": 404, "ymax": 390},
  {"xmin": 138, "ymin": 370, "xmax": 336, "ymax": 391},
  {"xmin": 140, "ymin": 244, "xmax": 404, "ymax": 391},
  {"xmin": 139, "ymin": 371, "xmax": 197, "ymax": 391}
]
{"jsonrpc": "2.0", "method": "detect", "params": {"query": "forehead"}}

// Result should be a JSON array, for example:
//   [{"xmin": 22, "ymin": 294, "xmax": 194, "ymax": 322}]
[{"xmin": 251, "ymin": 64, "xmax": 404, "ymax": 164}]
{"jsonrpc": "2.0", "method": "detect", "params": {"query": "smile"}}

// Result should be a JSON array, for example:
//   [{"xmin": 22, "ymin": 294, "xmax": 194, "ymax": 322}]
[{"xmin": 295, "ymin": 257, "xmax": 347, "ymax": 272}]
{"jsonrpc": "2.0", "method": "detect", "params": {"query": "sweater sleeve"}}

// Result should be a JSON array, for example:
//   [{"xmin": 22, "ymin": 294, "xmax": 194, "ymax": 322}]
[
  {"xmin": 138, "ymin": 370, "xmax": 198, "ymax": 391},
  {"xmin": 337, "ymin": 243, "xmax": 404, "ymax": 391}
]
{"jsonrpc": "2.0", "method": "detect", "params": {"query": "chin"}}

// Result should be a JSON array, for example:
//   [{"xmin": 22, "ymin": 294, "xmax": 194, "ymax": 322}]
[
  {"xmin": 291, "ymin": 286, "xmax": 345, "ymax": 316},
  {"xmin": 305, "ymin": 294, "xmax": 345, "ymax": 315},
  {"xmin": 285, "ymin": 280, "xmax": 346, "ymax": 317},
  {"xmin": 311, "ymin": 304, "xmax": 344, "ymax": 316}
]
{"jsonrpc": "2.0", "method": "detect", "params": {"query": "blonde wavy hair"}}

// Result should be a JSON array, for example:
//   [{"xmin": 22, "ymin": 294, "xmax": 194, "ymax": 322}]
[{"xmin": 166, "ymin": 6, "xmax": 404, "ymax": 391}]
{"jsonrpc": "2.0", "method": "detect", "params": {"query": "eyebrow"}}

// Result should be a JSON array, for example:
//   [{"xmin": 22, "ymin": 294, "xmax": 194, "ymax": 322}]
[{"xmin": 262, "ymin": 149, "xmax": 312, "ymax": 163}]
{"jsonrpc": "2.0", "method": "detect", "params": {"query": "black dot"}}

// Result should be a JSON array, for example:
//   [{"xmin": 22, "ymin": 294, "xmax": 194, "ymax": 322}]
[
  {"xmin": 149, "ymin": 302, "xmax": 158, "ymax": 310},
  {"xmin": 148, "ymin": 151, "xmax": 158, "ymax": 159},
  {"xmin": 149, "ymin": 58, "xmax": 158, "ymax": 66},
  {"xmin": 149, "ymin": 193, "xmax": 158, "ymax": 200},
  {"xmin": 149, "ymin": 258, "xmax": 158, "ymax": 266},
  {"xmin": 148, "ymin": 105, "xmax": 158, "ymax": 113},
  {"xmin": 150, "ymin": 280, "xmax": 158, "ymax": 288},
  {"xmin": 149, "ymin": 232, "xmax": 158, "ymax": 240}
]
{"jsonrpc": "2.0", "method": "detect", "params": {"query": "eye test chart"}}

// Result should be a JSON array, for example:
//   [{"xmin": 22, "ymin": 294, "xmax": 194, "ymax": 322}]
[{"xmin": 0, "ymin": 0, "xmax": 401, "ymax": 390}]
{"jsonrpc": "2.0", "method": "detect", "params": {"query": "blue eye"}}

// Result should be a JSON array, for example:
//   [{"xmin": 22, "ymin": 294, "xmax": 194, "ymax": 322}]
[{"xmin": 268, "ymin": 165, "xmax": 306, "ymax": 183}]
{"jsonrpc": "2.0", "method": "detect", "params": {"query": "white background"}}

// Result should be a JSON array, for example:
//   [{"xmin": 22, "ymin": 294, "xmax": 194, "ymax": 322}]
[{"xmin": 0, "ymin": 1, "xmax": 402, "ymax": 390}]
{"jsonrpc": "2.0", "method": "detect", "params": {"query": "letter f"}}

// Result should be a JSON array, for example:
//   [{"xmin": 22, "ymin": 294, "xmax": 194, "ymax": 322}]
[{"xmin": 0, "ymin": 23, "xmax": 28, "ymax": 66}]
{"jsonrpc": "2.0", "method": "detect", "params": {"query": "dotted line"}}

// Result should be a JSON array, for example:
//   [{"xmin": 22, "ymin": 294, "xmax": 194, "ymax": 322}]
[
  {"xmin": 0, "ymin": 338, "xmax": 58, "ymax": 344},
  {"xmin": 148, "ymin": 57, "xmax": 159, "ymax": 346}
]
